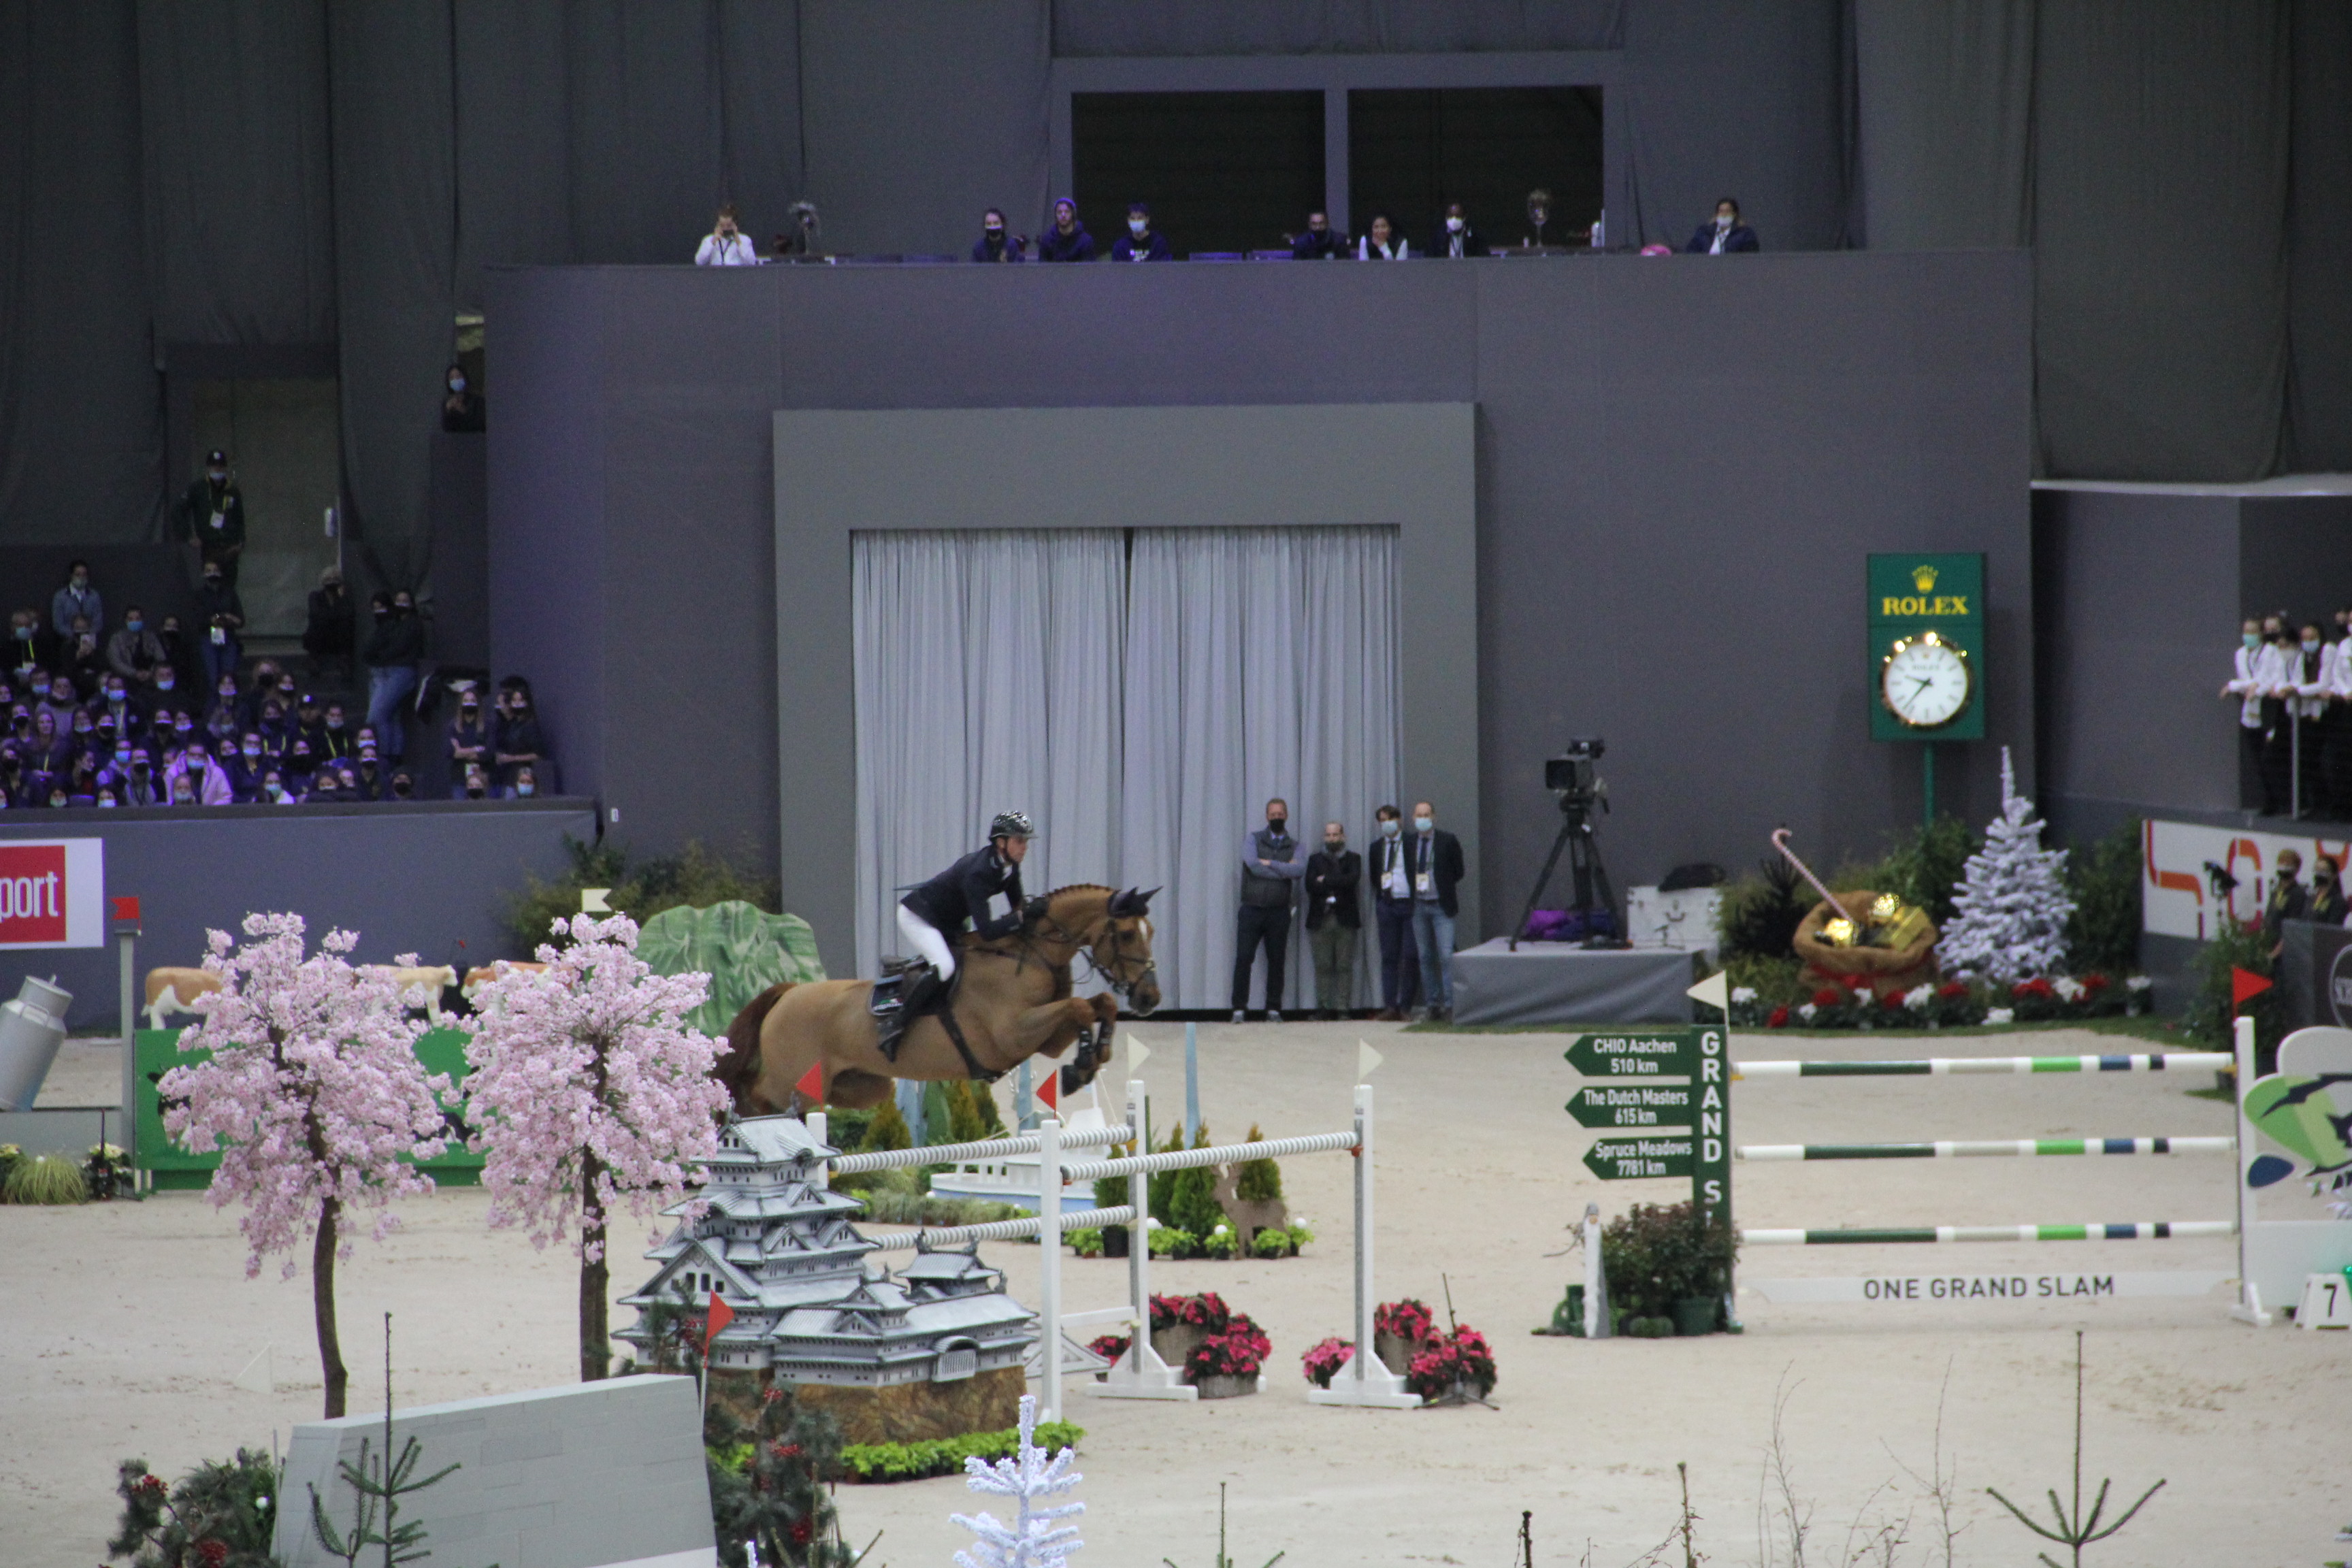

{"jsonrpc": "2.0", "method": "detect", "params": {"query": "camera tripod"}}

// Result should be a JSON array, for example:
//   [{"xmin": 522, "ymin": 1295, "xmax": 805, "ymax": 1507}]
[{"xmin": 1510, "ymin": 798, "xmax": 1622, "ymax": 951}]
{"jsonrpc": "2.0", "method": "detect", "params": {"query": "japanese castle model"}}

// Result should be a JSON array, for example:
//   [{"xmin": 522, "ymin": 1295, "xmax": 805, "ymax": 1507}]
[{"xmin": 617, "ymin": 1115, "xmax": 1035, "ymax": 1439}]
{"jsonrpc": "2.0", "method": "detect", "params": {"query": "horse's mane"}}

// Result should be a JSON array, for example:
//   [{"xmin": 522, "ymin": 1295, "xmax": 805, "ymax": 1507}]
[{"xmin": 1045, "ymin": 883, "xmax": 1117, "ymax": 900}]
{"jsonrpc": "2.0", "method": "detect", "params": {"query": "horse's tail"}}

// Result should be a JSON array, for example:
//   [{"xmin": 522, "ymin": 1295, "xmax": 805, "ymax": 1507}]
[{"xmin": 715, "ymin": 982, "xmax": 794, "ymax": 1108}]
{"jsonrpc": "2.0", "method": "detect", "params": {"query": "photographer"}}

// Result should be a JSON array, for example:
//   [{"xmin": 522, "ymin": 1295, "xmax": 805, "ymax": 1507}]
[
  {"xmin": 193, "ymin": 563, "xmax": 244, "ymax": 689},
  {"xmin": 695, "ymin": 204, "xmax": 758, "ymax": 267}
]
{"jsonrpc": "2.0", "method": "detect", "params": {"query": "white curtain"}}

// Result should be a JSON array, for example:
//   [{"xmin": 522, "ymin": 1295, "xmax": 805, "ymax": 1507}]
[
  {"xmin": 851, "ymin": 530, "xmax": 1126, "ymax": 978},
  {"xmin": 1120, "ymin": 527, "xmax": 1400, "ymax": 1009},
  {"xmin": 853, "ymin": 525, "xmax": 1398, "ymax": 1012}
]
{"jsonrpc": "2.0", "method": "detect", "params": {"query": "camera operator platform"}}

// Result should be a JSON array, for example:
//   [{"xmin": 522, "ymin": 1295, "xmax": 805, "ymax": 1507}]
[{"xmin": 1511, "ymin": 738, "xmax": 1627, "ymax": 951}]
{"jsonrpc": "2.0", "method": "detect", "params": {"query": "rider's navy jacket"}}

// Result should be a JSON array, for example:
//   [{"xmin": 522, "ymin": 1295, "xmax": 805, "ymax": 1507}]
[{"xmin": 902, "ymin": 845, "xmax": 1027, "ymax": 938}]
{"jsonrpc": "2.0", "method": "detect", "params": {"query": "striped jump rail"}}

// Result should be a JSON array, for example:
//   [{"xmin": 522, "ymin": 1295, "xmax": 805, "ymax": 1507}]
[
  {"xmin": 1737, "ymin": 1136, "xmax": 2233, "ymax": 1162},
  {"xmin": 1734, "ymin": 1051, "xmax": 2230, "ymax": 1079},
  {"xmin": 1742, "ymin": 1219, "xmax": 2238, "ymax": 1246}
]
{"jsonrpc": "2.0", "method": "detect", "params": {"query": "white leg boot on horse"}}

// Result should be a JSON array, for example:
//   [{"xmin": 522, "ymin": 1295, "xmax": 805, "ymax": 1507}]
[{"xmin": 722, "ymin": 885, "xmax": 1164, "ymax": 1116}]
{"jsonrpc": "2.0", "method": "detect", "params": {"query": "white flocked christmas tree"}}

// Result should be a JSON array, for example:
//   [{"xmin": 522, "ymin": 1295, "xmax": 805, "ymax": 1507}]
[
  {"xmin": 1938, "ymin": 747, "xmax": 2074, "ymax": 985},
  {"xmin": 951, "ymin": 1394, "xmax": 1085, "ymax": 1568}
]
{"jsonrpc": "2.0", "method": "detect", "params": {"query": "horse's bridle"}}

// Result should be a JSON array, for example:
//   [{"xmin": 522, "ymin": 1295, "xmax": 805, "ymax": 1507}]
[{"xmin": 1021, "ymin": 908, "xmax": 1158, "ymax": 1013}]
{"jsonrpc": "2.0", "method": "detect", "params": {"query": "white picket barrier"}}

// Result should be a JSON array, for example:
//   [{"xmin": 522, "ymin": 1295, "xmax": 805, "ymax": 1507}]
[{"xmin": 832, "ymin": 1081, "xmax": 1417, "ymax": 1422}]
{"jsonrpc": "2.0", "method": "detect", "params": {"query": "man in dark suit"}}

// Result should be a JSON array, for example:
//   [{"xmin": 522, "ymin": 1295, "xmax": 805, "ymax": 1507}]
[
  {"xmin": 1406, "ymin": 798, "xmax": 1466, "ymax": 1022},
  {"xmin": 1368, "ymin": 804, "xmax": 1421, "ymax": 1020},
  {"xmin": 1304, "ymin": 820, "xmax": 1363, "ymax": 1019},
  {"xmin": 1685, "ymin": 197, "xmax": 1759, "ymax": 254}
]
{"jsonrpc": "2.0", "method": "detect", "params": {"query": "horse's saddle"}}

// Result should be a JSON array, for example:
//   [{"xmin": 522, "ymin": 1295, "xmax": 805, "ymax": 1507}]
[{"xmin": 870, "ymin": 955, "xmax": 956, "ymax": 1063}]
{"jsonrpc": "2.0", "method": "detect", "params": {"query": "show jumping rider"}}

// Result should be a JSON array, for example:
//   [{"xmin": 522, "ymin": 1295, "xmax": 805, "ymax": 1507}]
[{"xmin": 896, "ymin": 811, "xmax": 1043, "ymax": 1017}]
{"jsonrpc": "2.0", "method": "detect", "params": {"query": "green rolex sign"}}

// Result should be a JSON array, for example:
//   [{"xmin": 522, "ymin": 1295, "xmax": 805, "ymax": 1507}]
[{"xmin": 1867, "ymin": 553, "xmax": 1985, "ymax": 742}]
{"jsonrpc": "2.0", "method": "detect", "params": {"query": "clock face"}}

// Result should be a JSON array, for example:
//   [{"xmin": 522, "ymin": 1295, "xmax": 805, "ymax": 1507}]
[{"xmin": 1880, "ymin": 634, "xmax": 1972, "ymax": 728}]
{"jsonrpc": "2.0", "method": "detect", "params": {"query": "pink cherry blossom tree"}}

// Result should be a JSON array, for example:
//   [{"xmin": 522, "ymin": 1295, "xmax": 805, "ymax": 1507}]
[
  {"xmin": 460, "ymin": 911, "xmax": 730, "ymax": 1383},
  {"xmin": 160, "ymin": 913, "xmax": 452, "ymax": 1418}
]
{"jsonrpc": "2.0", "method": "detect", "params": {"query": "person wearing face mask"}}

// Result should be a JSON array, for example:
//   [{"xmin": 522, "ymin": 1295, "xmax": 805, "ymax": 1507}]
[
  {"xmin": 105, "ymin": 603, "xmax": 167, "ymax": 689},
  {"xmin": 1036, "ymin": 198, "xmax": 1094, "ymax": 263},
  {"xmin": 387, "ymin": 769, "xmax": 416, "ymax": 802},
  {"xmin": 2308, "ymin": 855, "xmax": 2348, "ymax": 926},
  {"xmin": 1431, "ymin": 202, "xmax": 1480, "ymax": 259},
  {"xmin": 227, "ymin": 731, "xmax": 270, "ymax": 804},
  {"xmin": 458, "ymin": 761, "xmax": 491, "ymax": 800},
  {"xmin": 194, "ymin": 564, "xmax": 244, "ymax": 689},
  {"xmin": 1685, "ymin": 197, "xmax": 1759, "ymax": 255},
  {"xmin": 353, "ymin": 743, "xmax": 386, "ymax": 802},
  {"xmin": 492, "ymin": 687, "xmax": 549, "ymax": 790},
  {"xmin": 304, "ymin": 568, "xmax": 358, "ymax": 681},
  {"xmin": 441, "ymin": 363, "xmax": 485, "ymax": 433},
  {"xmin": 317, "ymin": 701, "xmax": 354, "ymax": 761},
  {"xmin": 207, "ymin": 673, "xmax": 248, "ymax": 741},
  {"xmin": 178, "ymin": 449, "xmax": 248, "ymax": 585},
  {"xmin": 167, "ymin": 740, "xmax": 233, "ymax": 806},
  {"xmin": 1304, "ymin": 821, "xmax": 1364, "ymax": 1020},
  {"xmin": 1354, "ymin": 214, "xmax": 1409, "ymax": 261},
  {"xmin": 1290, "ymin": 211, "xmax": 1341, "ymax": 261},
  {"xmin": 506, "ymin": 763, "xmax": 540, "ymax": 800},
  {"xmin": 155, "ymin": 615, "xmax": 197, "ymax": 693},
  {"xmin": 1231, "ymin": 798, "xmax": 1304, "ymax": 1024},
  {"xmin": 1368, "ymin": 805, "xmax": 1423, "ymax": 1019},
  {"xmin": 447, "ymin": 688, "xmax": 491, "ymax": 779},
  {"xmin": 63, "ymin": 615, "xmax": 105, "ymax": 694},
  {"xmin": 363, "ymin": 591, "xmax": 426, "ymax": 759},
  {"xmin": 37, "ymin": 675, "xmax": 82, "ymax": 745},
  {"xmin": 259, "ymin": 768, "xmax": 295, "ymax": 806},
  {"xmin": 695, "ymin": 203, "xmax": 758, "ymax": 267},
  {"xmin": 1405, "ymin": 800, "xmax": 1465, "ymax": 1023},
  {"xmin": 51, "ymin": 560, "xmax": 103, "ymax": 640},
  {"xmin": 119, "ymin": 749, "xmax": 162, "ymax": 807},
  {"xmin": 2283, "ymin": 622, "xmax": 2332, "ymax": 815},
  {"xmin": 281, "ymin": 736, "xmax": 319, "ymax": 797},
  {"xmin": 1111, "ymin": 201, "xmax": 1172, "ymax": 262},
  {"xmin": 970, "ymin": 208, "xmax": 1025, "ymax": 263}
]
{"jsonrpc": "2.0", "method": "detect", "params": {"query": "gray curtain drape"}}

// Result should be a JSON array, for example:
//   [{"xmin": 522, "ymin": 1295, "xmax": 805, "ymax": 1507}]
[
  {"xmin": 1859, "ymin": 0, "xmax": 2336, "ymax": 483},
  {"xmin": 851, "ymin": 529, "xmax": 1127, "ymax": 981},
  {"xmin": 1120, "ymin": 527, "xmax": 1399, "ymax": 1011},
  {"xmin": 853, "ymin": 526, "xmax": 1400, "ymax": 1012}
]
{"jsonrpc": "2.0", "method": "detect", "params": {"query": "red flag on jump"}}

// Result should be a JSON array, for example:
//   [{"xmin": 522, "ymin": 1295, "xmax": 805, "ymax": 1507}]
[
  {"xmin": 795, "ymin": 1061, "xmax": 824, "ymax": 1105},
  {"xmin": 2232, "ymin": 966, "xmax": 2273, "ymax": 1010},
  {"xmin": 1036, "ymin": 1068, "xmax": 1059, "ymax": 1113},
  {"xmin": 704, "ymin": 1290, "xmax": 734, "ymax": 1354}
]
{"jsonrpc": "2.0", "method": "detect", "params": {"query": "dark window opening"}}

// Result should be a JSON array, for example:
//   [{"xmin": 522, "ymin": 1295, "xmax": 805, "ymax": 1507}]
[
  {"xmin": 1073, "ymin": 91, "xmax": 1325, "ymax": 257},
  {"xmin": 1349, "ymin": 87, "xmax": 1605, "ymax": 254}
]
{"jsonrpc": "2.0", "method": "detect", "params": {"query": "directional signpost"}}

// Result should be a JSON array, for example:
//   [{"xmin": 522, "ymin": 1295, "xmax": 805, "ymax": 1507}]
[{"xmin": 1561, "ymin": 1019, "xmax": 1731, "ymax": 1228}]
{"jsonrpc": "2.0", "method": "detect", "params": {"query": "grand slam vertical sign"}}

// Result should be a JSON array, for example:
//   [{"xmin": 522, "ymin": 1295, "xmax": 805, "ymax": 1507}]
[{"xmin": 1567, "ymin": 1025, "xmax": 1731, "ymax": 1227}]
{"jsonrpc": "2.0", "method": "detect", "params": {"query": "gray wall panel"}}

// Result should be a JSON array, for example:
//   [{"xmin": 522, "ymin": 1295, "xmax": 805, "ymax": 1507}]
[
  {"xmin": 2034, "ymin": 489, "xmax": 2240, "ymax": 819},
  {"xmin": 0, "ymin": 803, "xmax": 595, "ymax": 1031},
  {"xmin": 492, "ymin": 252, "xmax": 2031, "ymax": 958}
]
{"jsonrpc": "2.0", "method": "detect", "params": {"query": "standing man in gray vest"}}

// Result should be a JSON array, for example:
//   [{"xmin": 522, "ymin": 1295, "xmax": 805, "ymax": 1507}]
[{"xmin": 1230, "ymin": 796, "xmax": 1304, "ymax": 1023}]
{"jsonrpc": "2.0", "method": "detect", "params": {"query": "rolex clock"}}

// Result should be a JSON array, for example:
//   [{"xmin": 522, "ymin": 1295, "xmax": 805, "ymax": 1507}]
[
  {"xmin": 1866, "ymin": 553, "xmax": 1984, "ymax": 741},
  {"xmin": 1880, "ymin": 630, "xmax": 1971, "ymax": 728}
]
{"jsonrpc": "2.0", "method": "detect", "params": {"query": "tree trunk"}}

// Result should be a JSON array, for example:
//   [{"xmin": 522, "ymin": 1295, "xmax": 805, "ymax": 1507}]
[
  {"xmin": 314, "ymin": 1196, "xmax": 346, "ymax": 1418},
  {"xmin": 580, "ymin": 1149, "xmax": 608, "ymax": 1382}
]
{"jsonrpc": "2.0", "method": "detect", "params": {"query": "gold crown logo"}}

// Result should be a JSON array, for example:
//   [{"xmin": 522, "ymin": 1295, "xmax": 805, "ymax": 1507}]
[{"xmin": 1911, "ymin": 564, "xmax": 1938, "ymax": 593}]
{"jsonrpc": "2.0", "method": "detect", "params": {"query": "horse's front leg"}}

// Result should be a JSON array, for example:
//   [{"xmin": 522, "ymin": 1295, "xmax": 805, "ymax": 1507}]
[{"xmin": 1011, "ymin": 997, "xmax": 1102, "ymax": 1061}]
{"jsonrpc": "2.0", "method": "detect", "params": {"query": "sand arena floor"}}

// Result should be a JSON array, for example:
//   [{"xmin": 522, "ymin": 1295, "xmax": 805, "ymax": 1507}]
[{"xmin": 4, "ymin": 1020, "xmax": 2346, "ymax": 1567}]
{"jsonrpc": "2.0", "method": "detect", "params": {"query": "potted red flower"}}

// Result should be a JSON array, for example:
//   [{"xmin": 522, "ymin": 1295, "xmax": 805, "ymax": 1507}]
[
  {"xmin": 1373, "ymin": 1297, "xmax": 1436, "ymax": 1375},
  {"xmin": 1405, "ymin": 1325, "xmax": 1498, "ymax": 1403},
  {"xmin": 1185, "ymin": 1313, "xmax": 1271, "ymax": 1399}
]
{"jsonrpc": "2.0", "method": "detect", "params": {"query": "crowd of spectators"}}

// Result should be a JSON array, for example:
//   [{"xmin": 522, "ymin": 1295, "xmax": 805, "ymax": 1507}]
[
  {"xmin": 2223, "ymin": 607, "xmax": 2352, "ymax": 819},
  {"xmin": 0, "ymin": 560, "xmax": 554, "ymax": 810},
  {"xmin": 693, "ymin": 195, "xmax": 1762, "ymax": 266}
]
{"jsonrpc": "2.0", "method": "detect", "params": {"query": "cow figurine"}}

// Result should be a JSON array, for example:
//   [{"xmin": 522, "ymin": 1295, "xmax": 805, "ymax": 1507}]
[
  {"xmin": 143, "ymin": 967, "xmax": 223, "ymax": 1030},
  {"xmin": 1209, "ymin": 1162, "xmax": 1291, "ymax": 1254},
  {"xmin": 357, "ymin": 964, "xmax": 459, "ymax": 1024}
]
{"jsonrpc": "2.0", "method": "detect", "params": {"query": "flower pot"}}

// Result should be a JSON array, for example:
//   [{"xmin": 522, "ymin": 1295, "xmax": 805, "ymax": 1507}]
[
  {"xmin": 1102, "ymin": 1226, "xmax": 1129, "ymax": 1258},
  {"xmin": 1552, "ymin": 1284, "xmax": 1586, "ymax": 1337},
  {"xmin": 1150, "ymin": 1324, "xmax": 1207, "ymax": 1372},
  {"xmin": 1373, "ymin": 1329, "xmax": 1421, "ymax": 1376},
  {"xmin": 1194, "ymin": 1373, "xmax": 1257, "ymax": 1399},
  {"xmin": 1671, "ymin": 1296, "xmax": 1718, "ymax": 1337}
]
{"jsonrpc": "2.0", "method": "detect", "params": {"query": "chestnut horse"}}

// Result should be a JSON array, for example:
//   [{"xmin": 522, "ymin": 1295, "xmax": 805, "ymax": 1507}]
[{"xmin": 717, "ymin": 883, "xmax": 1161, "ymax": 1113}]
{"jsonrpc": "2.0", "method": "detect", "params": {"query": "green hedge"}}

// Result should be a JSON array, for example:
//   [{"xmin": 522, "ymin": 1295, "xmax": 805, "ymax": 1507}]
[{"xmin": 834, "ymin": 1422, "xmax": 1083, "ymax": 1484}]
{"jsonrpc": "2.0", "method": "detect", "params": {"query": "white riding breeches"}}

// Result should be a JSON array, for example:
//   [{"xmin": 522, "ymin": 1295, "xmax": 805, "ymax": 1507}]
[{"xmin": 897, "ymin": 904, "xmax": 957, "ymax": 978}]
